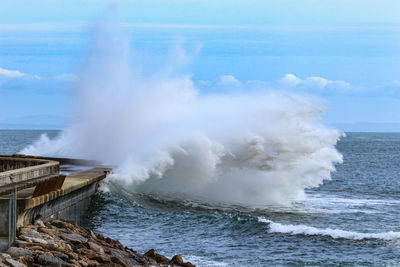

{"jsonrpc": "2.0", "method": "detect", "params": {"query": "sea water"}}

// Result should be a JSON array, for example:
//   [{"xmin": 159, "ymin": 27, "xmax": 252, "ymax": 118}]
[{"xmin": 1, "ymin": 130, "xmax": 400, "ymax": 266}]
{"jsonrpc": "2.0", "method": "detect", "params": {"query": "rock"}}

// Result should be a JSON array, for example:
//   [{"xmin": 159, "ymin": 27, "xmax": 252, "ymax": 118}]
[
  {"xmin": 19, "ymin": 231, "xmax": 54, "ymax": 245},
  {"xmin": 0, "ymin": 253, "xmax": 11, "ymax": 259},
  {"xmin": 76, "ymin": 248, "xmax": 93, "ymax": 256},
  {"xmin": 60, "ymin": 233, "xmax": 87, "ymax": 245},
  {"xmin": 38, "ymin": 227, "xmax": 59, "ymax": 236},
  {"xmin": 20, "ymin": 236, "xmax": 52, "ymax": 245},
  {"xmin": 144, "ymin": 249, "xmax": 170, "ymax": 264},
  {"xmin": 4, "ymin": 258, "xmax": 26, "ymax": 267},
  {"xmin": 52, "ymin": 251, "xmax": 69, "ymax": 261},
  {"xmin": 18, "ymin": 227, "xmax": 35, "ymax": 235},
  {"xmin": 26, "ymin": 246, "xmax": 44, "ymax": 252},
  {"xmin": 6, "ymin": 247, "xmax": 32, "ymax": 258},
  {"xmin": 33, "ymin": 219, "xmax": 45, "ymax": 228},
  {"xmin": 37, "ymin": 254, "xmax": 71, "ymax": 267},
  {"xmin": 183, "ymin": 262, "xmax": 196, "ymax": 267},
  {"xmin": 78, "ymin": 260, "xmax": 88, "ymax": 267},
  {"xmin": 96, "ymin": 234, "xmax": 104, "ymax": 240},
  {"xmin": 4, "ymin": 218, "xmax": 195, "ymax": 267},
  {"xmin": 84, "ymin": 259, "xmax": 99, "ymax": 267},
  {"xmin": 12, "ymin": 241, "xmax": 29, "ymax": 248},
  {"xmin": 65, "ymin": 252, "xmax": 78, "ymax": 260},
  {"xmin": 110, "ymin": 257, "xmax": 128, "ymax": 267},
  {"xmin": 87, "ymin": 242, "xmax": 104, "ymax": 254},
  {"xmin": 19, "ymin": 230, "xmax": 41, "ymax": 239},
  {"xmin": 155, "ymin": 254, "xmax": 170, "ymax": 264},
  {"xmin": 169, "ymin": 254, "xmax": 184, "ymax": 266},
  {"xmin": 66, "ymin": 244, "xmax": 72, "ymax": 251},
  {"xmin": 66, "ymin": 259, "xmax": 80, "ymax": 266},
  {"xmin": 51, "ymin": 220, "xmax": 74, "ymax": 230},
  {"xmin": 88, "ymin": 230, "xmax": 97, "ymax": 240},
  {"xmin": 143, "ymin": 249, "xmax": 156, "ymax": 259},
  {"xmin": 88, "ymin": 254, "xmax": 111, "ymax": 263},
  {"xmin": 18, "ymin": 256, "xmax": 33, "ymax": 267}
]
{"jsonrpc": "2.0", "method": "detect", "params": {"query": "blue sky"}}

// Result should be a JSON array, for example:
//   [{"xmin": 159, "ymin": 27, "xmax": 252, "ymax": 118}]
[{"xmin": 1, "ymin": 0, "xmax": 400, "ymax": 130}]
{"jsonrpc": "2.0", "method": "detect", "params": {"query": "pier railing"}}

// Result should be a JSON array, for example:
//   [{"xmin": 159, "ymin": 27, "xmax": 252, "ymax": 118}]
[
  {"xmin": 0, "ymin": 157, "xmax": 59, "ymax": 186},
  {"xmin": 0, "ymin": 156, "xmax": 60, "ymax": 250}
]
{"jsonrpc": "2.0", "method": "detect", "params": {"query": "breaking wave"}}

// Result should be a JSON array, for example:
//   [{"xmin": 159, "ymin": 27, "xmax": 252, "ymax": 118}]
[
  {"xmin": 258, "ymin": 217, "xmax": 400, "ymax": 240},
  {"xmin": 20, "ymin": 21, "xmax": 343, "ymax": 206}
]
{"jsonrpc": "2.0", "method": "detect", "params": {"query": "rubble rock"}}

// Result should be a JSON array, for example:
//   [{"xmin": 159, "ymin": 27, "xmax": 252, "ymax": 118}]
[
  {"xmin": 170, "ymin": 254, "xmax": 184, "ymax": 266},
  {"xmin": 0, "ymin": 218, "xmax": 196, "ymax": 267},
  {"xmin": 60, "ymin": 233, "xmax": 87, "ymax": 245},
  {"xmin": 4, "ymin": 258, "xmax": 26, "ymax": 267},
  {"xmin": 37, "ymin": 254, "xmax": 71, "ymax": 267},
  {"xmin": 6, "ymin": 247, "xmax": 32, "ymax": 258}
]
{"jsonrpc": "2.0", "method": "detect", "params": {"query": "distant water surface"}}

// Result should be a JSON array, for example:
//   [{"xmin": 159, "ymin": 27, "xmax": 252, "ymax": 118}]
[{"xmin": 2, "ymin": 130, "xmax": 400, "ymax": 266}]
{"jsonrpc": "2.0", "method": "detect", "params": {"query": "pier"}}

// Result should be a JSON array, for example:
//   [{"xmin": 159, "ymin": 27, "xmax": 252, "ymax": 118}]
[{"xmin": 0, "ymin": 155, "xmax": 110, "ymax": 251}]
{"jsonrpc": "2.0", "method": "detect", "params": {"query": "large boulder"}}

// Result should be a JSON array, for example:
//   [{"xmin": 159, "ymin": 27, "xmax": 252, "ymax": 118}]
[
  {"xmin": 170, "ymin": 254, "xmax": 184, "ymax": 266},
  {"xmin": 60, "ymin": 233, "xmax": 87, "ymax": 245},
  {"xmin": 37, "ymin": 254, "xmax": 71, "ymax": 267},
  {"xmin": 6, "ymin": 247, "xmax": 32, "ymax": 258},
  {"xmin": 4, "ymin": 258, "xmax": 26, "ymax": 267},
  {"xmin": 87, "ymin": 241, "xmax": 104, "ymax": 254}
]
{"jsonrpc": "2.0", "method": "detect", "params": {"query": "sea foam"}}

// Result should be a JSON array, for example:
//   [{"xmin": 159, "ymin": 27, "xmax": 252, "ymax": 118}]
[{"xmin": 258, "ymin": 217, "xmax": 400, "ymax": 240}]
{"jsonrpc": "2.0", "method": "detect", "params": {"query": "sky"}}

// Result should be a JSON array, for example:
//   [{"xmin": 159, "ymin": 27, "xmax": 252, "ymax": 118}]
[{"xmin": 1, "ymin": 0, "xmax": 400, "ymax": 131}]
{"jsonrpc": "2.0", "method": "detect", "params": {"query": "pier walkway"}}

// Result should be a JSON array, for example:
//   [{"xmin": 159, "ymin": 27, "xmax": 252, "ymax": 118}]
[{"xmin": 0, "ymin": 155, "xmax": 110, "ymax": 251}]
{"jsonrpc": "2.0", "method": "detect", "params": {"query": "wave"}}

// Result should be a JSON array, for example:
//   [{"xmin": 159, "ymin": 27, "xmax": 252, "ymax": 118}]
[
  {"xmin": 20, "ymin": 20, "xmax": 343, "ymax": 207},
  {"xmin": 258, "ymin": 217, "xmax": 400, "ymax": 240}
]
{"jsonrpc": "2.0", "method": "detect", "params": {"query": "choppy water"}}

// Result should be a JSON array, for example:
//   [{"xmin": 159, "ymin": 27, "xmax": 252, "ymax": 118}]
[{"xmin": 1, "ymin": 130, "xmax": 400, "ymax": 266}]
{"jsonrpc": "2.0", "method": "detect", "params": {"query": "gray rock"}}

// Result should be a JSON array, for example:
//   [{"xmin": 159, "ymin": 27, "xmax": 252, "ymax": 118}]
[
  {"xmin": 6, "ymin": 247, "xmax": 32, "ymax": 258},
  {"xmin": 20, "ymin": 235, "xmax": 53, "ymax": 245},
  {"xmin": 0, "ymin": 253, "xmax": 11, "ymax": 259},
  {"xmin": 19, "ymin": 230, "xmax": 41, "ymax": 238},
  {"xmin": 169, "ymin": 254, "xmax": 184, "ymax": 266},
  {"xmin": 33, "ymin": 219, "xmax": 45, "ymax": 228},
  {"xmin": 13, "ymin": 240, "xmax": 29, "ymax": 248},
  {"xmin": 52, "ymin": 251, "xmax": 69, "ymax": 261},
  {"xmin": 59, "ymin": 233, "xmax": 87, "ymax": 244},
  {"xmin": 4, "ymin": 258, "xmax": 26, "ymax": 267},
  {"xmin": 37, "ymin": 254, "xmax": 71, "ymax": 267}
]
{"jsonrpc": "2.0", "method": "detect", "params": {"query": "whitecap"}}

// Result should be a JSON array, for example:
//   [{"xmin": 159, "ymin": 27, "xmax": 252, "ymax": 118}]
[{"xmin": 258, "ymin": 217, "xmax": 400, "ymax": 240}]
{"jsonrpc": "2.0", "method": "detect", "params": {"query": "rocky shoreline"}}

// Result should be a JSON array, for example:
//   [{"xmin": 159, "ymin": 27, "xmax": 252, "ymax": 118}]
[{"xmin": 0, "ymin": 218, "xmax": 195, "ymax": 267}]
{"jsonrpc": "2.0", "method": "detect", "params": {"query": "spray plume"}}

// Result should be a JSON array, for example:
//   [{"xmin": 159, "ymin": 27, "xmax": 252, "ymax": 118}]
[{"xmin": 21, "ymin": 21, "xmax": 343, "ymax": 206}]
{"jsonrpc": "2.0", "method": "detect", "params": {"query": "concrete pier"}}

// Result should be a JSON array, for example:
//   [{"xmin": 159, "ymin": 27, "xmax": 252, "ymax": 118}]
[{"xmin": 0, "ymin": 155, "xmax": 110, "ymax": 251}]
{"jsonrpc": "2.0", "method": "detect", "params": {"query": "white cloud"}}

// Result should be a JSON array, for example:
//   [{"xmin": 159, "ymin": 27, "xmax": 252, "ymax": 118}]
[
  {"xmin": 279, "ymin": 73, "xmax": 301, "ymax": 88},
  {"xmin": 0, "ymin": 67, "xmax": 41, "ymax": 80},
  {"xmin": 0, "ymin": 68, "xmax": 25, "ymax": 78},
  {"xmin": 279, "ymin": 73, "xmax": 352, "ymax": 91},
  {"xmin": 217, "ymin": 75, "xmax": 242, "ymax": 87},
  {"xmin": 304, "ymin": 76, "xmax": 330, "ymax": 89},
  {"xmin": 196, "ymin": 74, "xmax": 400, "ymax": 98},
  {"xmin": 0, "ymin": 67, "xmax": 81, "ymax": 83}
]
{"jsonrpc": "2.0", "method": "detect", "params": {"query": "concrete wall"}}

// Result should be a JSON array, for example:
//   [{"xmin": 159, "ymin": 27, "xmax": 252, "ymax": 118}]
[
  {"xmin": 0, "ymin": 158, "xmax": 43, "ymax": 172},
  {"xmin": 0, "ymin": 157, "xmax": 59, "ymax": 186},
  {"xmin": 17, "ymin": 182, "xmax": 99, "ymax": 227},
  {"xmin": 0, "ymin": 199, "xmax": 9, "ymax": 251},
  {"xmin": 0, "ymin": 199, "xmax": 9, "ymax": 237}
]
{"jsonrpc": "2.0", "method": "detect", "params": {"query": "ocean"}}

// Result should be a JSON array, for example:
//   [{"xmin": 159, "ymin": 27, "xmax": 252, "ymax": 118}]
[{"xmin": 1, "ymin": 130, "xmax": 400, "ymax": 266}]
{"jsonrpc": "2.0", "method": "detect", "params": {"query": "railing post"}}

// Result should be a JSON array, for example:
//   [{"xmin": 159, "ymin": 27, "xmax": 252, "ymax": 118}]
[{"xmin": 8, "ymin": 187, "xmax": 16, "ymax": 247}]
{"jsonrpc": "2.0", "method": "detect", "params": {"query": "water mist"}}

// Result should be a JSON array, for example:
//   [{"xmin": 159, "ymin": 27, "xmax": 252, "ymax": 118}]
[{"xmin": 21, "ymin": 22, "xmax": 343, "ymax": 207}]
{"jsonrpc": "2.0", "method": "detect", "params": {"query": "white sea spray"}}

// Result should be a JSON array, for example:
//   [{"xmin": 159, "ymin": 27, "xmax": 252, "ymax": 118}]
[{"xmin": 20, "ymin": 21, "xmax": 343, "ymax": 206}]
